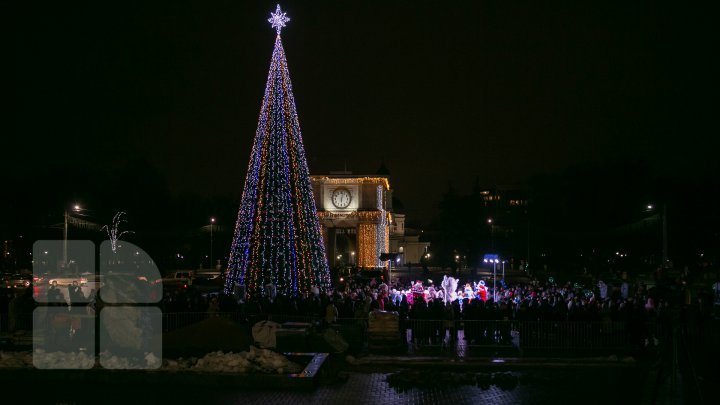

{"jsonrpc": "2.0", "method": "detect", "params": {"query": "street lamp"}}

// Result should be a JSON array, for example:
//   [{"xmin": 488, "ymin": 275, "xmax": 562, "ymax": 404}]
[
  {"xmin": 64, "ymin": 203, "xmax": 83, "ymax": 270},
  {"xmin": 484, "ymin": 254, "xmax": 500, "ymax": 301},
  {"xmin": 646, "ymin": 203, "xmax": 668, "ymax": 268},
  {"xmin": 350, "ymin": 251, "xmax": 355, "ymax": 265},
  {"xmin": 488, "ymin": 218, "xmax": 495, "ymax": 250},
  {"xmin": 210, "ymin": 217, "xmax": 216, "ymax": 270}
]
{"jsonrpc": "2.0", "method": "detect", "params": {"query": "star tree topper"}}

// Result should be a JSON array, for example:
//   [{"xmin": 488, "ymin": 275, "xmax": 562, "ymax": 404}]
[{"xmin": 268, "ymin": 4, "xmax": 290, "ymax": 35}]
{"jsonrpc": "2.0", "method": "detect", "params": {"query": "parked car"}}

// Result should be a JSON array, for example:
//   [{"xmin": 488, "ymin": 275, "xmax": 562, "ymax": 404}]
[
  {"xmin": 47, "ymin": 274, "xmax": 88, "ymax": 287},
  {"xmin": 3, "ymin": 274, "xmax": 33, "ymax": 289}
]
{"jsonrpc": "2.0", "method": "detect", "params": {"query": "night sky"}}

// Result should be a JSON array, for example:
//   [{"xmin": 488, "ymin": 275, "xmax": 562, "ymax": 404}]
[{"xmin": 8, "ymin": 1, "xmax": 719, "ymax": 226}]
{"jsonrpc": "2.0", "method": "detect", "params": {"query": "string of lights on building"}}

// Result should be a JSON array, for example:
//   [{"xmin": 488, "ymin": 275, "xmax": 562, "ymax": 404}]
[{"xmin": 311, "ymin": 176, "xmax": 390, "ymax": 190}]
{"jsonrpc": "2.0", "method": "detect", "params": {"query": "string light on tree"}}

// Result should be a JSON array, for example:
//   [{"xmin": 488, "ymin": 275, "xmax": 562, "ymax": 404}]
[
  {"xmin": 224, "ymin": 5, "xmax": 331, "ymax": 299},
  {"xmin": 101, "ymin": 212, "xmax": 133, "ymax": 253}
]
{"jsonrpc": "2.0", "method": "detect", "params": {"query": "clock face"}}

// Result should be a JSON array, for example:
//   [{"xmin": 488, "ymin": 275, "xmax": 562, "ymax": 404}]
[{"xmin": 331, "ymin": 188, "xmax": 352, "ymax": 209}]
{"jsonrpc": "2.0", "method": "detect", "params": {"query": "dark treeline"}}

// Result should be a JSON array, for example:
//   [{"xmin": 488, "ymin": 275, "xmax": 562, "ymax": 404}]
[
  {"xmin": 1, "ymin": 157, "xmax": 239, "ymax": 271},
  {"xmin": 2, "ymin": 157, "xmax": 718, "ymax": 274},
  {"xmin": 425, "ymin": 158, "xmax": 720, "ymax": 274}
]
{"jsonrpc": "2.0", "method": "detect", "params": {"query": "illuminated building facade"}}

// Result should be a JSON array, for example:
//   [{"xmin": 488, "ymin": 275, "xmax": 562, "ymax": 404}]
[{"xmin": 311, "ymin": 172, "xmax": 391, "ymax": 269}]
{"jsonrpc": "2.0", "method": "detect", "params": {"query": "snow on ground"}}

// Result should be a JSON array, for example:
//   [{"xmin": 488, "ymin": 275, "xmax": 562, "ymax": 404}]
[{"xmin": 0, "ymin": 347, "xmax": 303, "ymax": 374}]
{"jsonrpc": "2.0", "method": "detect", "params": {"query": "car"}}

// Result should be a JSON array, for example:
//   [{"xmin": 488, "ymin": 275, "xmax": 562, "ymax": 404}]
[
  {"xmin": 3, "ymin": 274, "xmax": 33, "ymax": 289},
  {"xmin": 79, "ymin": 272, "xmax": 106, "ymax": 290},
  {"xmin": 47, "ymin": 274, "xmax": 88, "ymax": 287}
]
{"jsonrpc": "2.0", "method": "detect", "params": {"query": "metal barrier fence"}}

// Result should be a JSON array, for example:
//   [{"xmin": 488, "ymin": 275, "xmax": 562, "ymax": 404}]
[
  {"xmin": 2, "ymin": 309, "xmax": 700, "ymax": 357},
  {"xmin": 161, "ymin": 312, "xmax": 323, "ymax": 333},
  {"xmin": 404, "ymin": 319, "xmax": 652, "ymax": 354},
  {"xmin": 159, "ymin": 312, "xmax": 656, "ymax": 355},
  {"xmin": 0, "ymin": 312, "xmax": 33, "ymax": 334}
]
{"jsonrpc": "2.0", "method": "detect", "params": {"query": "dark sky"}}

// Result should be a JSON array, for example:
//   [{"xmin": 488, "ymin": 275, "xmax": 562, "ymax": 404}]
[{"xmin": 9, "ymin": 1, "xmax": 719, "ymax": 224}]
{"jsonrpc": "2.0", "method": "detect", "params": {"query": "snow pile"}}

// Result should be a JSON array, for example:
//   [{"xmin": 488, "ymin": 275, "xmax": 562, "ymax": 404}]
[
  {"xmin": 193, "ymin": 351, "xmax": 253, "ymax": 373},
  {"xmin": 0, "ymin": 351, "xmax": 33, "ymax": 368},
  {"xmin": 174, "ymin": 347, "xmax": 304, "ymax": 374},
  {"xmin": 0, "ymin": 347, "xmax": 303, "ymax": 374},
  {"xmin": 2, "ymin": 350, "xmax": 161, "ymax": 370},
  {"xmin": 32, "ymin": 349, "xmax": 95, "ymax": 369},
  {"xmin": 99, "ymin": 351, "xmax": 161, "ymax": 369}
]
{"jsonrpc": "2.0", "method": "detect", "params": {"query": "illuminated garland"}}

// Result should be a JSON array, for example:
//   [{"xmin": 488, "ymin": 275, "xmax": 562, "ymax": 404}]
[
  {"xmin": 317, "ymin": 211, "xmax": 386, "ymax": 221},
  {"xmin": 376, "ymin": 185, "xmax": 389, "ymax": 269},
  {"xmin": 358, "ymin": 223, "xmax": 377, "ymax": 268},
  {"xmin": 224, "ymin": 6, "xmax": 331, "ymax": 299},
  {"xmin": 310, "ymin": 176, "xmax": 390, "ymax": 190}
]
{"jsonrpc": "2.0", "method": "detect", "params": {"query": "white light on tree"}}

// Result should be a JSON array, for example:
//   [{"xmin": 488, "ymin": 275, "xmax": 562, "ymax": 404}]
[
  {"xmin": 268, "ymin": 4, "xmax": 290, "ymax": 34},
  {"xmin": 102, "ymin": 212, "xmax": 134, "ymax": 253}
]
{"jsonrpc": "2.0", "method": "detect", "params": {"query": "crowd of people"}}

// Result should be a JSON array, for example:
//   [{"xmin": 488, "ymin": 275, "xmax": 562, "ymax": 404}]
[{"xmin": 2, "ymin": 267, "xmax": 717, "ymax": 352}]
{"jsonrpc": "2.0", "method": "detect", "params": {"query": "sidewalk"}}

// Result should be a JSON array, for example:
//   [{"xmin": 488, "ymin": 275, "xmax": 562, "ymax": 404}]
[{"xmin": 344, "ymin": 353, "xmax": 638, "ymax": 371}]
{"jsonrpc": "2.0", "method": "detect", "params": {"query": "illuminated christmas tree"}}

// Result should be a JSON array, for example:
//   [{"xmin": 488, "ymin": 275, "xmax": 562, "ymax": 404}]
[{"xmin": 224, "ymin": 5, "xmax": 331, "ymax": 299}]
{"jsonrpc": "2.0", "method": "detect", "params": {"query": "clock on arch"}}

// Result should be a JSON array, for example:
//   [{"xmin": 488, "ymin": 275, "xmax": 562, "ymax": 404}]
[{"xmin": 331, "ymin": 187, "xmax": 352, "ymax": 209}]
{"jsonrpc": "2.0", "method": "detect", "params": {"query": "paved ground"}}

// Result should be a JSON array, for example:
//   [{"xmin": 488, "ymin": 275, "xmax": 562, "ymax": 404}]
[{"xmin": 21, "ymin": 366, "xmax": 646, "ymax": 405}]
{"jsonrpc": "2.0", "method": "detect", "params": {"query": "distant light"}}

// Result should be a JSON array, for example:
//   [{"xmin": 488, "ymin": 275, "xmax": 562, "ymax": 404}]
[
  {"xmin": 211, "ymin": 218, "xmax": 216, "ymax": 223},
  {"xmin": 487, "ymin": 218, "xmax": 493, "ymax": 224},
  {"xmin": 483, "ymin": 259, "xmax": 488, "ymax": 263},
  {"xmin": 491, "ymin": 359, "xmax": 505, "ymax": 363},
  {"xmin": 73, "ymin": 204, "xmax": 80, "ymax": 211},
  {"xmin": 43, "ymin": 251, "xmax": 48, "ymax": 255},
  {"xmin": 647, "ymin": 204, "xmax": 654, "ymax": 210},
  {"xmin": 395, "ymin": 257, "xmax": 400, "ymax": 263},
  {"xmin": 351, "ymin": 251, "xmax": 355, "ymax": 256},
  {"xmin": 339, "ymin": 277, "xmax": 344, "ymax": 282},
  {"xmin": 455, "ymin": 255, "xmax": 460, "ymax": 260}
]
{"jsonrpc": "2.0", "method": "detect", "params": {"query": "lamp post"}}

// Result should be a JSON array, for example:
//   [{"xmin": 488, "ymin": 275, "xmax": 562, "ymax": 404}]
[
  {"xmin": 484, "ymin": 255, "xmax": 500, "ymax": 301},
  {"xmin": 64, "ymin": 204, "xmax": 82, "ymax": 270},
  {"xmin": 210, "ymin": 217, "xmax": 215, "ymax": 270},
  {"xmin": 488, "ymin": 218, "xmax": 494, "ymax": 250},
  {"xmin": 646, "ymin": 204, "xmax": 668, "ymax": 268}
]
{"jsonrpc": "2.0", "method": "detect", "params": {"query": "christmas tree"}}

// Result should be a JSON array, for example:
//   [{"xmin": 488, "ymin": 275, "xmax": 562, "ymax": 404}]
[{"xmin": 224, "ymin": 5, "xmax": 331, "ymax": 299}]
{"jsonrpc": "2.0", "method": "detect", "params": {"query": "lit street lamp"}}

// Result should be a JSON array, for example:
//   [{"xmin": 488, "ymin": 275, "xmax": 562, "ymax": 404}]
[
  {"xmin": 64, "ymin": 204, "xmax": 83, "ymax": 270},
  {"xmin": 484, "ymin": 254, "xmax": 500, "ymax": 301},
  {"xmin": 488, "ymin": 218, "xmax": 495, "ymax": 250},
  {"xmin": 210, "ymin": 218, "xmax": 216, "ymax": 270},
  {"xmin": 646, "ymin": 203, "xmax": 668, "ymax": 268}
]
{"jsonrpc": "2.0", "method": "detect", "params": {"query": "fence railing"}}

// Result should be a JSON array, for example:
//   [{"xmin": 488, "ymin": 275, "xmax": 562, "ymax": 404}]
[
  {"xmin": 158, "ymin": 311, "xmax": 660, "ymax": 354},
  {"xmin": 4, "ymin": 309, "xmax": 716, "ymax": 358}
]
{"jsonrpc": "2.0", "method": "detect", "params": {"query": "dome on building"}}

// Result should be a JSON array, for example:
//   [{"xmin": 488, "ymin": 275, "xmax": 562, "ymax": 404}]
[{"xmin": 376, "ymin": 159, "xmax": 390, "ymax": 175}]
